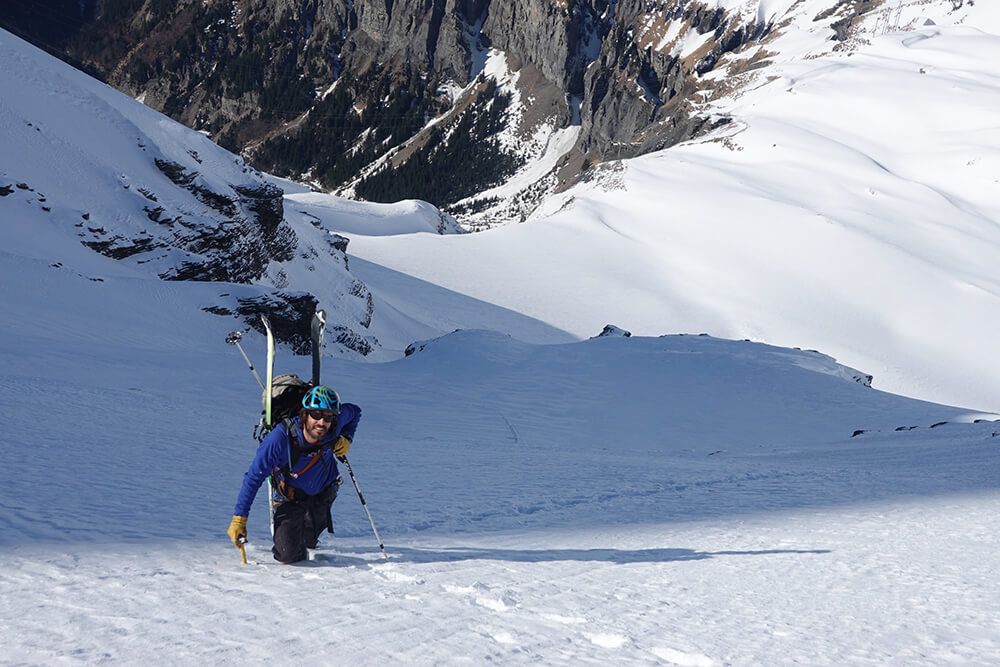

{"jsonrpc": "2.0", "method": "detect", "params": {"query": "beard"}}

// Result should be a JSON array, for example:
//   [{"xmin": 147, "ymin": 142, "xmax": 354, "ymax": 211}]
[{"xmin": 301, "ymin": 410, "xmax": 333, "ymax": 444}]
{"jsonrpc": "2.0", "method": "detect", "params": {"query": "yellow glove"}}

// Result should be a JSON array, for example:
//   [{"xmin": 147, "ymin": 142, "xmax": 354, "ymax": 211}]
[
  {"xmin": 227, "ymin": 515, "xmax": 248, "ymax": 548},
  {"xmin": 333, "ymin": 435, "xmax": 352, "ymax": 457}
]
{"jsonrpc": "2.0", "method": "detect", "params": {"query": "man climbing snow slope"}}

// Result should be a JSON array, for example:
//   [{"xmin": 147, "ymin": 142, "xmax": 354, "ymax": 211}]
[{"xmin": 227, "ymin": 385, "xmax": 361, "ymax": 563}]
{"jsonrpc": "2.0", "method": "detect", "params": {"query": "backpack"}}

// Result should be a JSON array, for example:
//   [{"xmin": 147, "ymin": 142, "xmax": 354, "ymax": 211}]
[
  {"xmin": 252, "ymin": 372, "xmax": 333, "ymax": 502},
  {"xmin": 254, "ymin": 373, "xmax": 311, "ymax": 442}
]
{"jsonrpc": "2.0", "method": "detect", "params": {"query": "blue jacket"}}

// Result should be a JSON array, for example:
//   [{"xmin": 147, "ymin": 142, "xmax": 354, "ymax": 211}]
[{"xmin": 234, "ymin": 404, "xmax": 361, "ymax": 517}]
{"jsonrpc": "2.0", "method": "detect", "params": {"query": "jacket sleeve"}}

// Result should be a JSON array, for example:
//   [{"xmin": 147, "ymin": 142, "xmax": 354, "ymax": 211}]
[
  {"xmin": 233, "ymin": 424, "xmax": 287, "ymax": 517},
  {"xmin": 338, "ymin": 403, "xmax": 362, "ymax": 442}
]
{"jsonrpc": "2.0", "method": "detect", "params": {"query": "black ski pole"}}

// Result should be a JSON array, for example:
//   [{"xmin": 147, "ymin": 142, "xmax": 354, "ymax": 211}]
[
  {"xmin": 225, "ymin": 331, "xmax": 265, "ymax": 390},
  {"xmin": 338, "ymin": 455, "xmax": 387, "ymax": 558}
]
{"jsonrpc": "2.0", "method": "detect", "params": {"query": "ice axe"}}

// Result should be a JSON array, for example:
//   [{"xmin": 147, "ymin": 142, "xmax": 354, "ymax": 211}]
[{"xmin": 237, "ymin": 536, "xmax": 248, "ymax": 565}]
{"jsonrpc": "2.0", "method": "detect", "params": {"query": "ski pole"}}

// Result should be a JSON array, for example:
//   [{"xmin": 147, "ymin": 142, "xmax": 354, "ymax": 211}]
[
  {"xmin": 225, "ymin": 331, "xmax": 264, "ymax": 389},
  {"xmin": 338, "ymin": 455, "xmax": 387, "ymax": 558}
]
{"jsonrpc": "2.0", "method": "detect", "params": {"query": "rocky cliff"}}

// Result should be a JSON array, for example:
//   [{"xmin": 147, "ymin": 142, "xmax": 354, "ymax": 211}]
[{"xmin": 2, "ymin": 0, "xmax": 889, "ymax": 227}]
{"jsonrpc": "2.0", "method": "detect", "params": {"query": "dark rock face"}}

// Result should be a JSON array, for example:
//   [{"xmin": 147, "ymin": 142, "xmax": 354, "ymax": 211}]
[
  {"xmin": 818, "ymin": 0, "xmax": 877, "ymax": 43},
  {"xmin": 330, "ymin": 325, "xmax": 377, "ymax": 357},
  {"xmin": 577, "ymin": 0, "xmax": 773, "ymax": 159},
  {"xmin": 595, "ymin": 324, "xmax": 631, "ymax": 338},
  {"xmin": 205, "ymin": 290, "xmax": 320, "ymax": 355},
  {"xmin": 203, "ymin": 290, "xmax": 377, "ymax": 357},
  {"xmin": 83, "ymin": 236, "xmax": 160, "ymax": 260},
  {"xmin": 78, "ymin": 157, "xmax": 297, "ymax": 284},
  {"xmin": 3, "ymin": 1, "xmax": 859, "ymax": 222},
  {"xmin": 404, "ymin": 328, "xmax": 461, "ymax": 356},
  {"xmin": 238, "ymin": 292, "xmax": 318, "ymax": 355},
  {"xmin": 485, "ymin": 1, "xmax": 573, "ymax": 93},
  {"xmin": 329, "ymin": 234, "xmax": 350, "ymax": 254},
  {"xmin": 67, "ymin": 150, "xmax": 370, "ymax": 353}
]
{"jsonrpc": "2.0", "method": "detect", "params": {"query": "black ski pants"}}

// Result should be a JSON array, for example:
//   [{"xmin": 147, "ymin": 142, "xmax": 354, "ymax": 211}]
[{"xmin": 272, "ymin": 482, "xmax": 338, "ymax": 564}]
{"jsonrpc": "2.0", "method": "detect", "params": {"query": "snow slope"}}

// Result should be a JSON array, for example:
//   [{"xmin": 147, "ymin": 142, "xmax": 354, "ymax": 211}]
[
  {"xmin": 2, "ymin": 6, "xmax": 1000, "ymax": 663},
  {"xmin": 2, "ymin": 186, "xmax": 999, "ymax": 662},
  {"xmin": 284, "ymin": 193, "xmax": 463, "ymax": 237},
  {"xmin": 336, "ymin": 1, "xmax": 1000, "ymax": 413},
  {"xmin": 0, "ymin": 26, "xmax": 469, "ymax": 361},
  {"xmin": 4, "ymin": 136, "xmax": 999, "ymax": 664},
  {"xmin": 2, "ymin": 253, "xmax": 999, "ymax": 662}
]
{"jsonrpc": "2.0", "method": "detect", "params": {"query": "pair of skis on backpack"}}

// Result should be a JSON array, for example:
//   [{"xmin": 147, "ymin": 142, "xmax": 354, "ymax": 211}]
[
  {"xmin": 226, "ymin": 308, "xmax": 328, "ymax": 536},
  {"xmin": 262, "ymin": 309, "xmax": 327, "ymax": 536}
]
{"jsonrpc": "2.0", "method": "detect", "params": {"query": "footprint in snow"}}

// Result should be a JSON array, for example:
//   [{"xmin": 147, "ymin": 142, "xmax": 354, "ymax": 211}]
[
  {"xmin": 442, "ymin": 582, "xmax": 518, "ymax": 612},
  {"xmin": 539, "ymin": 613, "xmax": 588, "ymax": 625},
  {"xmin": 474, "ymin": 587, "xmax": 519, "ymax": 612},
  {"xmin": 650, "ymin": 646, "xmax": 714, "ymax": 666},
  {"xmin": 585, "ymin": 632, "xmax": 629, "ymax": 648},
  {"xmin": 372, "ymin": 563, "xmax": 425, "ymax": 585},
  {"xmin": 474, "ymin": 596, "xmax": 510, "ymax": 612},
  {"xmin": 489, "ymin": 630, "xmax": 517, "ymax": 645},
  {"xmin": 442, "ymin": 583, "xmax": 477, "ymax": 595}
]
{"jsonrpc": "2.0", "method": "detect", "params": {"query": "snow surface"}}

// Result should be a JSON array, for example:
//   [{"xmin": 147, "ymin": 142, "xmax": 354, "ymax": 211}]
[
  {"xmin": 3, "ymin": 2, "xmax": 1000, "ymax": 662},
  {"xmin": 285, "ymin": 194, "xmax": 462, "ymax": 237},
  {"xmin": 340, "ymin": 2, "xmax": 1000, "ymax": 414},
  {"xmin": 3, "ymin": 261, "xmax": 1000, "ymax": 663}
]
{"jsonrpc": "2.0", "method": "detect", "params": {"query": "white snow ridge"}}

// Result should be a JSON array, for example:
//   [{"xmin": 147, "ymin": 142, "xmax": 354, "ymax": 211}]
[{"xmin": 2, "ymin": 2, "xmax": 1000, "ymax": 664}]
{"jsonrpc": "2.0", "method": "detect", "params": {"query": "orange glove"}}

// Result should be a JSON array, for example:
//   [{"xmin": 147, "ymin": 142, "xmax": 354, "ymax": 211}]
[
  {"xmin": 333, "ymin": 435, "xmax": 352, "ymax": 457},
  {"xmin": 226, "ymin": 515, "xmax": 248, "ymax": 548}
]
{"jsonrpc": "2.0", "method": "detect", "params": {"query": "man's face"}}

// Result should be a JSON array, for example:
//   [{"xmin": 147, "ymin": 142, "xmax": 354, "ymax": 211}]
[{"xmin": 302, "ymin": 409, "xmax": 336, "ymax": 443}]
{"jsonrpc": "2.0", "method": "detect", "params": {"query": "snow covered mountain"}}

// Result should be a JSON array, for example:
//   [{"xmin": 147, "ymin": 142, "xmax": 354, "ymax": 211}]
[
  {"xmin": 4, "ymin": 1, "xmax": 1000, "ymax": 412},
  {"xmin": 8, "ymin": 1, "xmax": 990, "ymax": 228},
  {"xmin": 3, "ymin": 6, "xmax": 1000, "ymax": 663},
  {"xmin": 343, "ymin": 0, "xmax": 1000, "ymax": 413},
  {"xmin": 3, "ymin": 145, "xmax": 999, "ymax": 658},
  {"xmin": 3, "ymin": 238, "xmax": 1000, "ymax": 662},
  {"xmin": 0, "ymin": 27, "xmax": 467, "ymax": 359}
]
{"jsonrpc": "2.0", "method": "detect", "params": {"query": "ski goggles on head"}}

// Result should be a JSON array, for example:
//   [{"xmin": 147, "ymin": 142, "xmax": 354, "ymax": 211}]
[{"xmin": 305, "ymin": 409, "xmax": 337, "ymax": 423}]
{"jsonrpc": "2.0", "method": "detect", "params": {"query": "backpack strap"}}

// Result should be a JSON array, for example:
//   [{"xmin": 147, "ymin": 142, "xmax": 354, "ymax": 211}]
[
  {"xmin": 270, "ymin": 419, "xmax": 300, "ymax": 500},
  {"xmin": 283, "ymin": 418, "xmax": 300, "ymax": 465},
  {"xmin": 273, "ymin": 418, "xmax": 335, "ymax": 497}
]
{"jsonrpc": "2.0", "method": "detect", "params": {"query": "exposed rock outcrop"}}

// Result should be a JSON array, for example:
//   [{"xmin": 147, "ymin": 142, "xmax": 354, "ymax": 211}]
[
  {"xmin": 205, "ymin": 290, "xmax": 320, "ymax": 355},
  {"xmin": 78, "ymin": 157, "xmax": 297, "ymax": 284},
  {"xmin": 594, "ymin": 324, "xmax": 632, "ymax": 338}
]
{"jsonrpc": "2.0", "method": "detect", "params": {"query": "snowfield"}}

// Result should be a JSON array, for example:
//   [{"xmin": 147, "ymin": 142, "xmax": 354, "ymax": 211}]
[
  {"xmin": 2, "ymin": 0, "xmax": 1000, "ymax": 663},
  {"xmin": 342, "ymin": 1, "xmax": 1000, "ymax": 414},
  {"xmin": 2, "ymin": 277, "xmax": 999, "ymax": 663}
]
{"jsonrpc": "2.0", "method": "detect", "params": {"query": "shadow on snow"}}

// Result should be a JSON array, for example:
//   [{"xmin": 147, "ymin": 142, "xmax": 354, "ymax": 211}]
[{"xmin": 306, "ymin": 545, "xmax": 831, "ymax": 567}]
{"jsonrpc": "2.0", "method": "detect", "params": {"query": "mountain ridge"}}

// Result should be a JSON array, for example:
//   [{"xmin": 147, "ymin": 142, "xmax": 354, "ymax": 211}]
[{"xmin": 0, "ymin": 0, "xmax": 899, "ymax": 227}]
